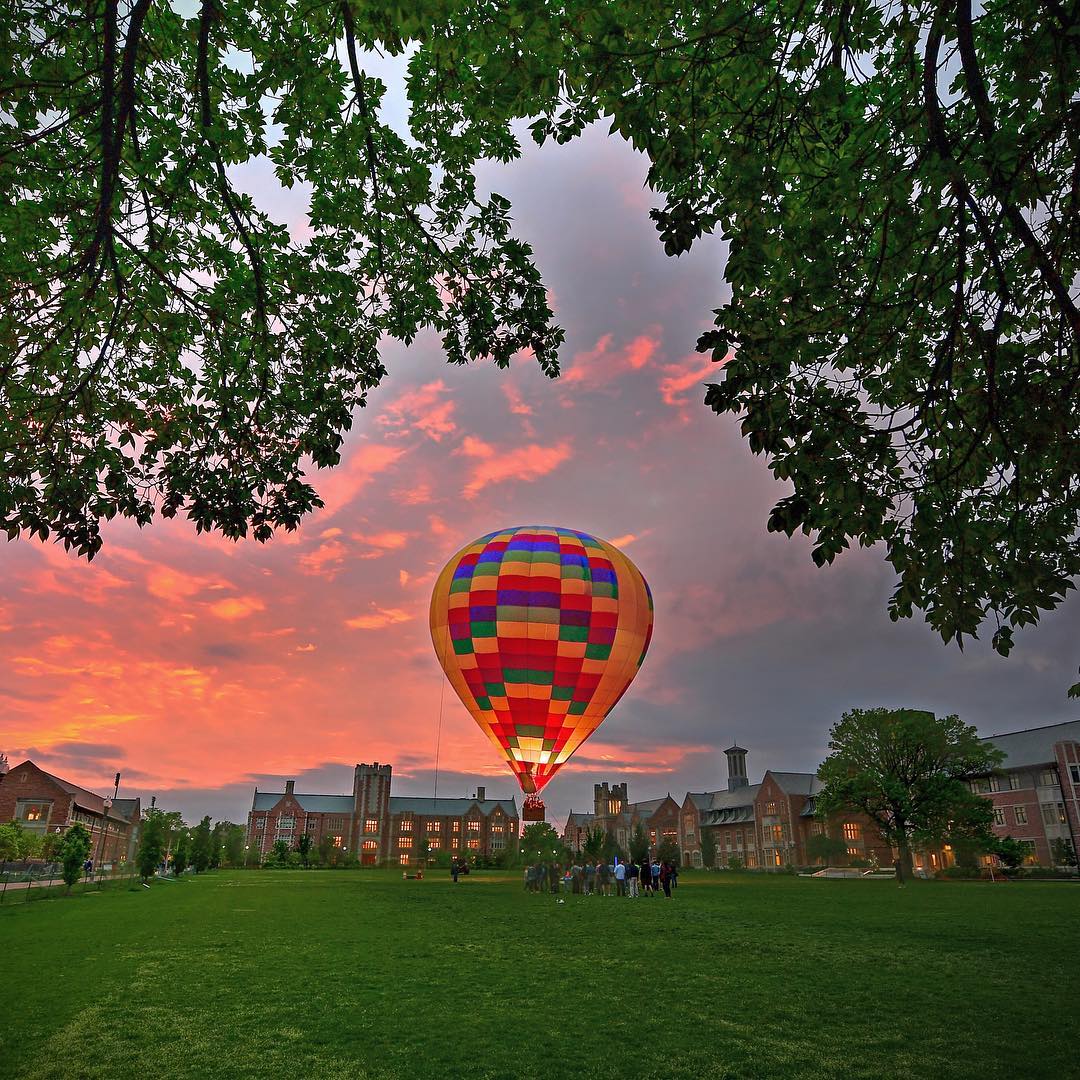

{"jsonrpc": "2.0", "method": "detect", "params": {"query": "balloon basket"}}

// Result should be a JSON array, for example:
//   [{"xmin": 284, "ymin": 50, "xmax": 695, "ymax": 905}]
[{"xmin": 522, "ymin": 794, "xmax": 546, "ymax": 822}]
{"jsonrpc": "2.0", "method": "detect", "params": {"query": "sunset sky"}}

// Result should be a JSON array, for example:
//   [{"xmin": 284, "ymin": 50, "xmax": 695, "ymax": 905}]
[{"xmin": 3, "ymin": 96, "xmax": 1078, "ymax": 829}]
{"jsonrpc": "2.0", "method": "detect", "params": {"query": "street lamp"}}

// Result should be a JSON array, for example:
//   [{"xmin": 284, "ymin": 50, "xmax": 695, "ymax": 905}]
[{"xmin": 95, "ymin": 772, "xmax": 120, "ymax": 882}]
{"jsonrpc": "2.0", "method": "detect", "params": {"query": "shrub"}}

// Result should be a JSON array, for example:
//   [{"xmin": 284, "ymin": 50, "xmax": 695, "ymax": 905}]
[{"xmin": 726, "ymin": 856, "xmax": 744, "ymax": 871}]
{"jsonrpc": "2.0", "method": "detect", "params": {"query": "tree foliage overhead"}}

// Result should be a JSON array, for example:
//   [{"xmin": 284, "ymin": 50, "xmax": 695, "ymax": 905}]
[
  {"xmin": 816, "ymin": 707, "xmax": 1004, "ymax": 881},
  {"xmin": 4, "ymin": 1, "xmax": 1078, "ymax": 684}
]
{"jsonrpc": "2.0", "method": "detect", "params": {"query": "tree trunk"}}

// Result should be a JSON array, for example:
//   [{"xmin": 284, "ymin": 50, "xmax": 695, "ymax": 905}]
[{"xmin": 895, "ymin": 833, "xmax": 913, "ymax": 883}]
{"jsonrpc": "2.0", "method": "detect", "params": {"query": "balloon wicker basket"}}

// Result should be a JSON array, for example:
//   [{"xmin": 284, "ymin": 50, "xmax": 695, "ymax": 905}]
[{"xmin": 522, "ymin": 794, "xmax": 546, "ymax": 823}]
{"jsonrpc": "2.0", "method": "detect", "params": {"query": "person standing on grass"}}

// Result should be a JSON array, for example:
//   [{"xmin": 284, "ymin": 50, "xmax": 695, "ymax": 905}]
[
  {"xmin": 640, "ymin": 858, "xmax": 652, "ymax": 896},
  {"xmin": 584, "ymin": 861, "xmax": 595, "ymax": 895},
  {"xmin": 452, "ymin": 858, "xmax": 460, "ymax": 884},
  {"xmin": 660, "ymin": 861, "xmax": 673, "ymax": 898},
  {"xmin": 597, "ymin": 861, "xmax": 609, "ymax": 896},
  {"xmin": 627, "ymin": 859, "xmax": 639, "ymax": 898},
  {"xmin": 614, "ymin": 859, "xmax": 627, "ymax": 897},
  {"xmin": 651, "ymin": 859, "xmax": 661, "ymax": 893}
]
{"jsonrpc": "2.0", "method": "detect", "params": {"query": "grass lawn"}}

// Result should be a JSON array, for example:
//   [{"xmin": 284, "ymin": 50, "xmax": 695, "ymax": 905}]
[{"xmin": 1, "ymin": 870, "xmax": 1077, "ymax": 1079}]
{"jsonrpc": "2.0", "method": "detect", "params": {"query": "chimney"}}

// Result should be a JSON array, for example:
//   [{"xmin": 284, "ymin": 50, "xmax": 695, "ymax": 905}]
[
  {"xmin": 476, "ymin": 786, "xmax": 485, "ymax": 802},
  {"xmin": 0, "ymin": 752, "xmax": 8, "ymax": 776},
  {"xmin": 725, "ymin": 745, "xmax": 749, "ymax": 791},
  {"xmin": 285, "ymin": 779, "xmax": 295, "ymax": 795}
]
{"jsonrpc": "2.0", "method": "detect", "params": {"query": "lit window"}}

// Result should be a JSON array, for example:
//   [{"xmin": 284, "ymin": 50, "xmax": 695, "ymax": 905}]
[
  {"xmin": 332, "ymin": 835, "xmax": 343, "ymax": 848},
  {"xmin": 765, "ymin": 802, "xmax": 777, "ymax": 816},
  {"xmin": 993, "ymin": 808, "xmax": 1006, "ymax": 827},
  {"xmin": 426, "ymin": 820, "xmax": 440, "ymax": 832},
  {"xmin": 491, "ymin": 824, "xmax": 503, "ymax": 834},
  {"xmin": 399, "ymin": 854, "xmax": 410, "ymax": 866},
  {"xmin": 467, "ymin": 838, "xmax": 480, "ymax": 849},
  {"xmin": 364, "ymin": 818, "xmax": 378, "ymax": 834},
  {"xmin": 649, "ymin": 830, "xmax": 656, "ymax": 842},
  {"xmin": 1014, "ymin": 806, "xmax": 1027, "ymax": 825},
  {"xmin": 400, "ymin": 819, "xmax": 413, "ymax": 832},
  {"xmin": 1020, "ymin": 840, "xmax": 1038, "ymax": 865},
  {"xmin": 452, "ymin": 821, "xmax": 460, "ymax": 833},
  {"xmin": 399, "ymin": 836, "xmax": 413, "ymax": 849},
  {"xmin": 362, "ymin": 840, "xmax": 377, "ymax": 851},
  {"xmin": 846, "ymin": 847, "xmax": 860, "ymax": 856},
  {"xmin": 467, "ymin": 819, "xmax": 480, "ymax": 832},
  {"xmin": 428, "ymin": 839, "xmax": 440, "ymax": 850},
  {"xmin": 842, "ymin": 823, "xmax": 860, "ymax": 842},
  {"xmin": 19, "ymin": 802, "xmax": 51, "ymax": 823},
  {"xmin": 1009, "ymin": 774, "xmax": 1023, "ymax": 790}
]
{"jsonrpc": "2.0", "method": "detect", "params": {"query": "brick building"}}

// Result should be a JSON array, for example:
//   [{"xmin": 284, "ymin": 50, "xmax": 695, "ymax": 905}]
[
  {"xmin": 561, "ymin": 781, "xmax": 681, "ymax": 855},
  {"xmin": 247, "ymin": 762, "xmax": 518, "ymax": 866},
  {"xmin": 0, "ymin": 759, "xmax": 141, "ymax": 865}
]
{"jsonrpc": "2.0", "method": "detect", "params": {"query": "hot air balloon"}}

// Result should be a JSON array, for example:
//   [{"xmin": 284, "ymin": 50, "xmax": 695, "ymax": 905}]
[{"xmin": 430, "ymin": 525, "xmax": 653, "ymax": 820}]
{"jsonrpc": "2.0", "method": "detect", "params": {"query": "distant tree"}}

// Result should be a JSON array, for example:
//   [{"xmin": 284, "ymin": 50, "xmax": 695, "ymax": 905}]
[
  {"xmin": 656, "ymin": 837, "xmax": 680, "ymax": 867},
  {"xmin": 157, "ymin": 811, "xmax": 187, "ymax": 863},
  {"xmin": 992, "ymin": 836, "xmax": 1028, "ymax": 872},
  {"xmin": 317, "ymin": 833, "xmax": 336, "ymax": 868},
  {"xmin": 189, "ymin": 816, "xmax": 213, "ymax": 873},
  {"xmin": 171, "ymin": 829, "xmax": 190, "ymax": 877},
  {"xmin": 806, "ymin": 832, "xmax": 848, "ymax": 867},
  {"xmin": 0, "ymin": 822, "xmax": 24, "ymax": 861},
  {"xmin": 1050, "ymin": 838, "xmax": 1078, "ymax": 869},
  {"xmin": 817, "ymin": 708, "xmax": 1004, "ymax": 883},
  {"xmin": 137, "ymin": 810, "xmax": 167, "ymax": 883},
  {"xmin": 58, "ymin": 824, "xmax": 92, "ymax": 892},
  {"xmin": 245, "ymin": 841, "xmax": 263, "ymax": 868},
  {"xmin": 520, "ymin": 823, "xmax": 566, "ymax": 864},
  {"xmin": 727, "ymin": 856, "xmax": 744, "ymax": 871},
  {"xmin": 629, "ymin": 822, "xmax": 650, "ymax": 865},
  {"xmin": 265, "ymin": 839, "xmax": 291, "ymax": 868},
  {"xmin": 224, "ymin": 825, "xmax": 245, "ymax": 868},
  {"xmin": 582, "ymin": 826, "xmax": 605, "ymax": 862},
  {"xmin": 296, "ymin": 833, "xmax": 313, "ymax": 869},
  {"xmin": 209, "ymin": 821, "xmax": 228, "ymax": 868},
  {"xmin": 699, "ymin": 828, "xmax": 717, "ymax": 870},
  {"xmin": 42, "ymin": 831, "xmax": 62, "ymax": 862}
]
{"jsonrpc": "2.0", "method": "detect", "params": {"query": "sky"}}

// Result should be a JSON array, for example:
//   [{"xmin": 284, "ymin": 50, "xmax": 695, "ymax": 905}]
[{"xmin": 3, "ymin": 107, "xmax": 1078, "ymax": 829}]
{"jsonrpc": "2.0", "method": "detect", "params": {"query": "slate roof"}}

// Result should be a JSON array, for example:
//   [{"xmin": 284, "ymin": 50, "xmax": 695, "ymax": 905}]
[
  {"xmin": 111, "ymin": 798, "xmax": 140, "ymax": 822},
  {"xmin": 685, "ymin": 792, "xmax": 713, "ymax": 810},
  {"xmin": 627, "ymin": 797, "xmax": 670, "ymax": 817},
  {"xmin": 982, "ymin": 719, "xmax": 1080, "ymax": 769},
  {"xmin": 564, "ymin": 811, "xmax": 595, "ymax": 828},
  {"xmin": 41, "ymin": 768, "xmax": 130, "ymax": 823},
  {"xmin": 707, "ymin": 784, "xmax": 761, "ymax": 811},
  {"xmin": 767, "ymin": 772, "xmax": 823, "ymax": 796},
  {"xmin": 390, "ymin": 796, "xmax": 517, "ymax": 816},
  {"xmin": 252, "ymin": 792, "xmax": 354, "ymax": 813}
]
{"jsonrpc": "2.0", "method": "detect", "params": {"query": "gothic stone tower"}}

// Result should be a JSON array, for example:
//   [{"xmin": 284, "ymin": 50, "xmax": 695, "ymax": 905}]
[{"xmin": 353, "ymin": 762, "xmax": 392, "ymax": 864}]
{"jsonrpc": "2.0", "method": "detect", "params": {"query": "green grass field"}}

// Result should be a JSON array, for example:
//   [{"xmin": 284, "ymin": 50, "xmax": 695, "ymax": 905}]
[{"xmin": 1, "ymin": 871, "xmax": 1077, "ymax": 1079}]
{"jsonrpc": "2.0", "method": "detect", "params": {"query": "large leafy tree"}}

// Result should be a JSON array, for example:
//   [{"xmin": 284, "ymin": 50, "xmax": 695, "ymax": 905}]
[
  {"xmin": 816, "ymin": 707, "xmax": 1004, "ymax": 882},
  {"xmin": 137, "ymin": 806, "xmax": 167, "ymax": 881},
  {"xmin": 4, "ymin": 2, "xmax": 1078, "ymax": 686},
  {"xmin": 58, "ymin": 822, "xmax": 93, "ymax": 891},
  {"xmin": 190, "ymin": 814, "xmax": 213, "ymax": 872}
]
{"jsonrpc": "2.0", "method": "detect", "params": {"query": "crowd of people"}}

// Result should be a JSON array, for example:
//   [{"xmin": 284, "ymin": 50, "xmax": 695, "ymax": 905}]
[{"xmin": 523, "ymin": 857, "xmax": 679, "ymax": 898}]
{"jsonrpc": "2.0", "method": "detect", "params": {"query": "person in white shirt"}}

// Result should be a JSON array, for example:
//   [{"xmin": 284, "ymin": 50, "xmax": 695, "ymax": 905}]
[{"xmin": 614, "ymin": 859, "xmax": 627, "ymax": 897}]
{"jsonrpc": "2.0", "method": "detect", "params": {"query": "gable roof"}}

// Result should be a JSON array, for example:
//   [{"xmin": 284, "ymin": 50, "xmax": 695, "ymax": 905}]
[
  {"xmin": 24, "ymin": 763, "xmax": 130, "ymax": 823},
  {"xmin": 685, "ymin": 792, "xmax": 713, "ymax": 810},
  {"xmin": 707, "ymin": 784, "xmax": 760, "ymax": 811},
  {"xmin": 252, "ymin": 792, "xmax": 354, "ymax": 813},
  {"xmin": 982, "ymin": 720, "xmax": 1080, "ymax": 769},
  {"xmin": 390, "ymin": 796, "xmax": 518, "ymax": 817},
  {"xmin": 628, "ymin": 797, "xmax": 668, "ymax": 817},
  {"xmin": 111, "ymin": 798, "xmax": 141, "ymax": 822},
  {"xmin": 564, "ymin": 811, "xmax": 595, "ymax": 829},
  {"xmin": 767, "ymin": 771, "xmax": 822, "ymax": 796}
]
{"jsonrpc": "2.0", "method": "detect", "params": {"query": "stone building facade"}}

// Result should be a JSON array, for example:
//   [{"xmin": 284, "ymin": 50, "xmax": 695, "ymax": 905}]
[
  {"xmin": 0, "ymin": 759, "xmax": 141, "ymax": 865},
  {"xmin": 246, "ymin": 762, "xmax": 518, "ymax": 866}
]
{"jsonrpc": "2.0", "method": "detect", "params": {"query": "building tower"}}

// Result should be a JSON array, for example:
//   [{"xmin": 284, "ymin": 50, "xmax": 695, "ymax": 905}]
[
  {"xmin": 0, "ymin": 752, "xmax": 8, "ymax": 777},
  {"xmin": 725, "ymin": 745, "xmax": 749, "ymax": 791},
  {"xmin": 353, "ymin": 762, "xmax": 392, "ymax": 864}
]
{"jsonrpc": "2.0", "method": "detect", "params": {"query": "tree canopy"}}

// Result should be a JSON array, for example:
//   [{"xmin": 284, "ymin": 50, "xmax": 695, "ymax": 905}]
[
  {"xmin": 4, "ymin": 1, "xmax": 1078, "ymax": 686},
  {"xmin": 816, "ymin": 707, "xmax": 1004, "ymax": 881}
]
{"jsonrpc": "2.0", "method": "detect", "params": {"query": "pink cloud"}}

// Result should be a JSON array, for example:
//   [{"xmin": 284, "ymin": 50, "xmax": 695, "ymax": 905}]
[
  {"xmin": 207, "ymin": 595, "xmax": 266, "ymax": 620},
  {"xmin": 345, "ymin": 605, "xmax": 413, "ymax": 630},
  {"xmin": 502, "ymin": 382, "xmax": 534, "ymax": 416},
  {"xmin": 456, "ymin": 437, "xmax": 573, "ymax": 498},
  {"xmin": 312, "ymin": 442, "xmax": 405, "ymax": 519},
  {"xmin": 658, "ymin": 357, "xmax": 722, "ymax": 408},
  {"xmin": 298, "ymin": 539, "xmax": 349, "ymax": 578},
  {"xmin": 560, "ymin": 331, "xmax": 661, "ymax": 388},
  {"xmin": 377, "ymin": 380, "xmax": 457, "ymax": 442}
]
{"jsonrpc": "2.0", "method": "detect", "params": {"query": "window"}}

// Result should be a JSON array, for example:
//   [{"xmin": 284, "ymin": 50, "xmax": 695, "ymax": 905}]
[
  {"xmin": 491, "ymin": 824, "xmax": 503, "ymax": 834},
  {"xmin": 398, "ymin": 836, "xmax": 413, "ymax": 849},
  {"xmin": 400, "ymin": 818, "xmax": 413, "ymax": 832},
  {"xmin": 467, "ymin": 819, "xmax": 480, "ymax": 832},
  {"xmin": 993, "ymin": 808, "xmax": 1006, "ymax": 827},
  {"xmin": 362, "ymin": 840, "xmax": 377, "ymax": 851},
  {"xmin": 810, "ymin": 822, "xmax": 823, "ymax": 836},
  {"xmin": 306, "ymin": 818, "xmax": 318, "ymax": 832},
  {"xmin": 428, "ymin": 839, "xmax": 440, "ymax": 850},
  {"xmin": 726, "ymin": 835, "xmax": 734, "ymax": 850},
  {"xmin": 765, "ymin": 802, "xmax": 777, "ymax": 816},
  {"xmin": 1019, "ymin": 840, "xmax": 1038, "ymax": 865},
  {"xmin": 452, "ymin": 821, "xmax": 460, "ymax": 833},
  {"xmin": 364, "ymin": 818, "xmax": 378, "ymax": 834},
  {"xmin": 399, "ymin": 854, "xmax": 410, "ymax": 866},
  {"xmin": 18, "ymin": 801, "xmax": 51, "ymax": 823},
  {"xmin": 278, "ymin": 815, "xmax": 295, "ymax": 829},
  {"xmin": 426, "ymin": 820, "xmax": 440, "ymax": 832},
  {"xmin": 332, "ymin": 835, "xmax": 343, "ymax": 848},
  {"xmin": 467, "ymin": 838, "xmax": 480, "ymax": 850},
  {"xmin": 846, "ymin": 847, "xmax": 860, "ymax": 856},
  {"xmin": 842, "ymin": 822, "xmax": 861, "ymax": 842},
  {"xmin": 1014, "ymin": 806, "xmax": 1028, "ymax": 825},
  {"xmin": 969, "ymin": 779, "xmax": 989, "ymax": 794},
  {"xmin": 490, "ymin": 837, "xmax": 504, "ymax": 851},
  {"xmin": 763, "ymin": 824, "xmax": 784, "ymax": 845},
  {"xmin": 1038, "ymin": 768, "xmax": 1059, "ymax": 788},
  {"xmin": 988, "ymin": 776, "xmax": 1001, "ymax": 793},
  {"xmin": 326, "ymin": 816, "xmax": 344, "ymax": 832},
  {"xmin": 1042, "ymin": 802, "xmax": 1067, "ymax": 826},
  {"xmin": 649, "ymin": 829, "xmax": 656, "ymax": 843},
  {"xmin": 255, "ymin": 818, "xmax": 265, "ymax": 832},
  {"xmin": 1070, "ymin": 765, "xmax": 1080, "ymax": 785},
  {"xmin": 1009, "ymin": 774, "xmax": 1023, "ymax": 790},
  {"xmin": 685, "ymin": 831, "xmax": 695, "ymax": 843}
]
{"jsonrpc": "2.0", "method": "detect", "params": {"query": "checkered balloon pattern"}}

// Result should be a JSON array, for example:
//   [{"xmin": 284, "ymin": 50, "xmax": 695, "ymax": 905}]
[{"xmin": 430, "ymin": 526, "xmax": 653, "ymax": 796}]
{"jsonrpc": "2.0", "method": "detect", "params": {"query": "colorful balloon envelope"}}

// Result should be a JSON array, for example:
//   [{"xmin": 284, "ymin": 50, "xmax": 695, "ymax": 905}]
[{"xmin": 430, "ymin": 526, "xmax": 653, "ymax": 797}]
